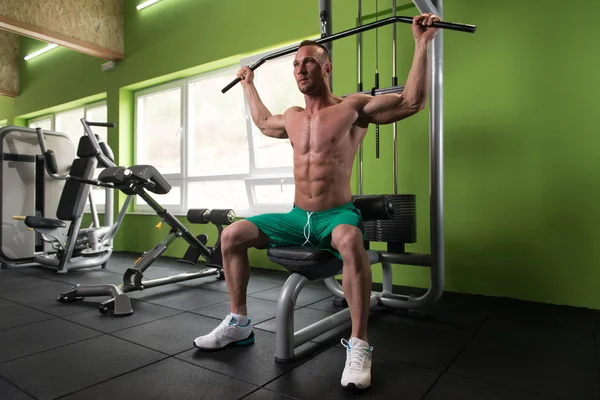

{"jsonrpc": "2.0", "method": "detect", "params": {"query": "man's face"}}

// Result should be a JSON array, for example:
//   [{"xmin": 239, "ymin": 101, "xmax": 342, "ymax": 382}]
[{"xmin": 293, "ymin": 45, "xmax": 329, "ymax": 94}]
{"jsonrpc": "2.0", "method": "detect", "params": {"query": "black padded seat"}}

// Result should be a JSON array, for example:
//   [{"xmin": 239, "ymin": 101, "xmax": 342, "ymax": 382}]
[
  {"xmin": 267, "ymin": 246, "xmax": 343, "ymax": 281},
  {"xmin": 266, "ymin": 194, "xmax": 394, "ymax": 281},
  {"xmin": 24, "ymin": 216, "xmax": 66, "ymax": 229}
]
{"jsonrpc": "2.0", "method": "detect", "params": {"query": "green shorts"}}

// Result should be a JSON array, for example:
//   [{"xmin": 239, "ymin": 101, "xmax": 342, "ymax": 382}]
[{"xmin": 246, "ymin": 202, "xmax": 364, "ymax": 260}]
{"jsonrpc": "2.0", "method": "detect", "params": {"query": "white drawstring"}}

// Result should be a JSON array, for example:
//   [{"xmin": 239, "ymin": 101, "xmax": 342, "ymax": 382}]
[{"xmin": 302, "ymin": 212, "xmax": 314, "ymax": 246}]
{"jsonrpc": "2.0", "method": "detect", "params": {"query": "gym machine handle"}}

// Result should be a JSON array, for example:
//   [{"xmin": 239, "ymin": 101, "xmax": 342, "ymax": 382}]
[
  {"xmin": 80, "ymin": 118, "xmax": 116, "ymax": 169},
  {"xmin": 86, "ymin": 121, "xmax": 116, "ymax": 128},
  {"xmin": 222, "ymin": 16, "xmax": 476, "ymax": 93},
  {"xmin": 35, "ymin": 127, "xmax": 67, "ymax": 180}
]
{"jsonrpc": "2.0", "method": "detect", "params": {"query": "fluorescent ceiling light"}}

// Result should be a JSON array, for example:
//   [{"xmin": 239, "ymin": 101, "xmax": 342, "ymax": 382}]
[
  {"xmin": 137, "ymin": 0, "xmax": 161, "ymax": 10},
  {"xmin": 24, "ymin": 43, "xmax": 58, "ymax": 61}
]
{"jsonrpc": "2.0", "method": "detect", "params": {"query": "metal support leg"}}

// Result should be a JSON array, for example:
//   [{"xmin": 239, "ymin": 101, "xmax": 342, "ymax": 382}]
[
  {"xmin": 58, "ymin": 283, "xmax": 133, "ymax": 316},
  {"xmin": 324, "ymin": 276, "xmax": 344, "ymax": 298},
  {"xmin": 381, "ymin": 260, "xmax": 394, "ymax": 295},
  {"xmin": 275, "ymin": 273, "xmax": 308, "ymax": 363},
  {"xmin": 57, "ymin": 216, "xmax": 83, "ymax": 274}
]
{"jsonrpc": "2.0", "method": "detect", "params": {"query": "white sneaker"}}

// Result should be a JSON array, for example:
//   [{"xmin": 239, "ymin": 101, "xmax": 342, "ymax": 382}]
[
  {"xmin": 193, "ymin": 314, "xmax": 254, "ymax": 350},
  {"xmin": 340, "ymin": 338, "xmax": 373, "ymax": 390}
]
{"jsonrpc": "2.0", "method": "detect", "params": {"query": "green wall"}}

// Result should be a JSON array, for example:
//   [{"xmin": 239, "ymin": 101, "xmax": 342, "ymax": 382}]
[
  {"xmin": 1, "ymin": 0, "xmax": 599, "ymax": 309},
  {"xmin": 0, "ymin": 96, "xmax": 15, "ymax": 124}
]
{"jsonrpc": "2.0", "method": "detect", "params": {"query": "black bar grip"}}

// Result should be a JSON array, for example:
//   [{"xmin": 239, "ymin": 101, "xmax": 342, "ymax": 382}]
[
  {"xmin": 221, "ymin": 77, "xmax": 242, "ymax": 94},
  {"xmin": 86, "ymin": 121, "xmax": 116, "ymax": 128},
  {"xmin": 221, "ymin": 16, "xmax": 476, "ymax": 93},
  {"xmin": 430, "ymin": 19, "xmax": 476, "ymax": 33},
  {"xmin": 44, "ymin": 150, "xmax": 58, "ymax": 174},
  {"xmin": 222, "ymin": 59, "xmax": 268, "ymax": 93},
  {"xmin": 376, "ymin": 126, "xmax": 380, "ymax": 159},
  {"xmin": 208, "ymin": 209, "xmax": 236, "ymax": 226},
  {"xmin": 374, "ymin": 72, "xmax": 379, "ymax": 89},
  {"xmin": 392, "ymin": 76, "xmax": 398, "ymax": 86},
  {"xmin": 187, "ymin": 209, "xmax": 210, "ymax": 224}
]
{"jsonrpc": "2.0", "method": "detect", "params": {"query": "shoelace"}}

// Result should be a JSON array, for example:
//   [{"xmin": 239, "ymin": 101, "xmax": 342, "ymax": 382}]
[
  {"xmin": 302, "ymin": 212, "xmax": 314, "ymax": 246},
  {"xmin": 341, "ymin": 339, "xmax": 372, "ymax": 371},
  {"xmin": 211, "ymin": 317, "xmax": 235, "ymax": 336}
]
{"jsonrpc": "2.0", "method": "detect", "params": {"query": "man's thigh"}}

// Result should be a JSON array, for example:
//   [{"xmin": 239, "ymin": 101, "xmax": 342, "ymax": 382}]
[{"xmin": 245, "ymin": 208, "xmax": 309, "ymax": 247}]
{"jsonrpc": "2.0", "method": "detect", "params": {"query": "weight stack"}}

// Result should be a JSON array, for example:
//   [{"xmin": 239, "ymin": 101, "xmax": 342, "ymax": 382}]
[{"xmin": 363, "ymin": 194, "xmax": 416, "ymax": 248}]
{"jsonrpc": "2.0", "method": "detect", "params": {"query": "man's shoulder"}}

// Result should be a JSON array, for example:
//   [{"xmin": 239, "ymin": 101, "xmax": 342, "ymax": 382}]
[{"xmin": 285, "ymin": 106, "xmax": 305, "ymax": 114}]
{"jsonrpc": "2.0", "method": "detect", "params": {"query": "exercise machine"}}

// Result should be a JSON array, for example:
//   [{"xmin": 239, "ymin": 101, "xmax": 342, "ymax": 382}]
[
  {"xmin": 57, "ymin": 163, "xmax": 234, "ymax": 316},
  {"xmin": 0, "ymin": 125, "xmax": 74, "ymax": 266},
  {"xmin": 10, "ymin": 119, "xmax": 133, "ymax": 273},
  {"xmin": 222, "ymin": 0, "xmax": 475, "ymax": 361}
]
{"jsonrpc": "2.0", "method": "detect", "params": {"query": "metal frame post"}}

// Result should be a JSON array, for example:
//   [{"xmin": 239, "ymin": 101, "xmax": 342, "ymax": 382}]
[{"xmin": 413, "ymin": 0, "xmax": 444, "ymax": 304}]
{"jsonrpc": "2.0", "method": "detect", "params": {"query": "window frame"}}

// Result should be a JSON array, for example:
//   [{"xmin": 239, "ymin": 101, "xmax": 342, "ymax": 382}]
[
  {"xmin": 132, "ymin": 46, "xmax": 302, "ymax": 217},
  {"xmin": 133, "ymin": 79, "xmax": 186, "ymax": 212},
  {"xmin": 28, "ymin": 114, "xmax": 55, "ymax": 131}
]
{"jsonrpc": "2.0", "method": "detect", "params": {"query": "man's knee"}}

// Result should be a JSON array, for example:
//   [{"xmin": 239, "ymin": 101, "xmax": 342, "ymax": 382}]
[
  {"xmin": 221, "ymin": 220, "xmax": 271, "ymax": 254},
  {"xmin": 332, "ymin": 225, "xmax": 365, "ymax": 262},
  {"xmin": 221, "ymin": 221, "xmax": 258, "ymax": 254}
]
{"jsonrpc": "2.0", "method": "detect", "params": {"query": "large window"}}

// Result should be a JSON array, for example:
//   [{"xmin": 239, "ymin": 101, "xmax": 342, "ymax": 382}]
[
  {"xmin": 28, "ymin": 101, "xmax": 109, "ymax": 211},
  {"xmin": 134, "ymin": 50, "xmax": 304, "ymax": 216}
]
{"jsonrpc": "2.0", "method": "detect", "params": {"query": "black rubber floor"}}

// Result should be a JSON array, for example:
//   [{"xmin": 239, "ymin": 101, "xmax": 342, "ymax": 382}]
[{"xmin": 0, "ymin": 252, "xmax": 598, "ymax": 400}]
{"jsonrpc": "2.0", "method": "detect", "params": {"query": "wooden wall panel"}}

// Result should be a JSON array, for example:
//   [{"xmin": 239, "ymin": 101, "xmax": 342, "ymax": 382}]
[
  {"xmin": 0, "ymin": 0, "xmax": 123, "ymax": 54},
  {"xmin": 0, "ymin": 30, "xmax": 19, "ymax": 97}
]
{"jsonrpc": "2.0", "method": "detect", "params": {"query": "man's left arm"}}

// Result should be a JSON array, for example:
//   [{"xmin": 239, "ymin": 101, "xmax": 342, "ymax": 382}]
[{"xmin": 360, "ymin": 13, "xmax": 440, "ymax": 125}]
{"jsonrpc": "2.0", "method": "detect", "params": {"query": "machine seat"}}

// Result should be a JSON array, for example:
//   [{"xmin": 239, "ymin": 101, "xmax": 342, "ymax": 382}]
[
  {"xmin": 266, "ymin": 195, "xmax": 394, "ymax": 281},
  {"xmin": 267, "ymin": 246, "xmax": 343, "ymax": 281},
  {"xmin": 24, "ymin": 216, "xmax": 66, "ymax": 229}
]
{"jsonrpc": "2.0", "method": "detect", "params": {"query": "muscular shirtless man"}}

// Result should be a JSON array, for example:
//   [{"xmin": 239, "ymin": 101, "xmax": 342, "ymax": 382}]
[{"xmin": 194, "ymin": 12, "xmax": 440, "ymax": 390}]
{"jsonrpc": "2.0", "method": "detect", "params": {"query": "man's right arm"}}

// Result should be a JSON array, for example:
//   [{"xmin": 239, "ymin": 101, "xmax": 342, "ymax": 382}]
[{"xmin": 239, "ymin": 67, "xmax": 288, "ymax": 139}]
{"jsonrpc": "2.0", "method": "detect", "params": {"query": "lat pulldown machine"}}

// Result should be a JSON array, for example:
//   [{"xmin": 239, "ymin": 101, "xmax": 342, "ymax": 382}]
[{"xmin": 222, "ymin": 0, "xmax": 476, "ymax": 362}]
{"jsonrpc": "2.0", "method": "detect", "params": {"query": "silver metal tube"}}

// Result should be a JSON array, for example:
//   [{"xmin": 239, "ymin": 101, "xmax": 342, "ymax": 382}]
[
  {"xmin": 381, "ymin": 260, "xmax": 394, "ymax": 294},
  {"xmin": 342, "ymin": 85, "xmax": 405, "ymax": 98},
  {"xmin": 324, "ymin": 276, "xmax": 344, "ymax": 298},
  {"xmin": 319, "ymin": 0, "xmax": 333, "ymax": 92},
  {"xmin": 275, "ymin": 273, "xmax": 308, "ymax": 362},
  {"xmin": 64, "ymin": 283, "xmax": 125, "ymax": 299},
  {"xmin": 35, "ymin": 128, "xmax": 67, "ymax": 180},
  {"xmin": 413, "ymin": 0, "xmax": 438, "ymax": 14},
  {"xmin": 104, "ymin": 186, "xmax": 114, "ymax": 230},
  {"xmin": 367, "ymin": 249, "xmax": 381, "ymax": 264},
  {"xmin": 295, "ymin": 294, "xmax": 379, "ymax": 348},
  {"xmin": 379, "ymin": 251, "xmax": 432, "ymax": 266},
  {"xmin": 410, "ymin": 0, "xmax": 444, "ymax": 305},
  {"xmin": 357, "ymin": 0, "xmax": 363, "ymax": 194},
  {"xmin": 323, "ymin": 249, "xmax": 379, "ymax": 298},
  {"xmin": 429, "ymin": 0, "xmax": 445, "ymax": 303},
  {"xmin": 101, "ymin": 195, "xmax": 133, "ymax": 244},
  {"xmin": 62, "ymin": 251, "xmax": 112, "ymax": 269},
  {"xmin": 88, "ymin": 192, "xmax": 100, "ymax": 228},
  {"xmin": 139, "ymin": 268, "xmax": 219, "ymax": 289},
  {"xmin": 56, "ymin": 215, "xmax": 83, "ymax": 273},
  {"xmin": 392, "ymin": 0, "xmax": 398, "ymax": 194}
]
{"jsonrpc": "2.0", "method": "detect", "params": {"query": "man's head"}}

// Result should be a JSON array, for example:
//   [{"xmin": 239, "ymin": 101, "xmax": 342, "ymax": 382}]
[{"xmin": 294, "ymin": 40, "xmax": 332, "ymax": 95}]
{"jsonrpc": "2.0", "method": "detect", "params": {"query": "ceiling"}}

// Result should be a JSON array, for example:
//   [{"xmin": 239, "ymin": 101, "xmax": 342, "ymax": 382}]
[{"xmin": 0, "ymin": 0, "xmax": 124, "ymax": 97}]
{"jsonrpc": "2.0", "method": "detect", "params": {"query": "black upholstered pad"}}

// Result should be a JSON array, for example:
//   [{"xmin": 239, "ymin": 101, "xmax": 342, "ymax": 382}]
[
  {"xmin": 126, "ymin": 165, "xmax": 172, "ymax": 194},
  {"xmin": 267, "ymin": 246, "xmax": 343, "ymax": 281},
  {"xmin": 24, "ymin": 216, "xmax": 66, "ymax": 229},
  {"xmin": 267, "ymin": 246, "xmax": 333, "ymax": 262},
  {"xmin": 351, "ymin": 194, "xmax": 394, "ymax": 220},
  {"xmin": 98, "ymin": 166, "xmax": 128, "ymax": 184},
  {"xmin": 56, "ymin": 157, "xmax": 97, "ymax": 221}
]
